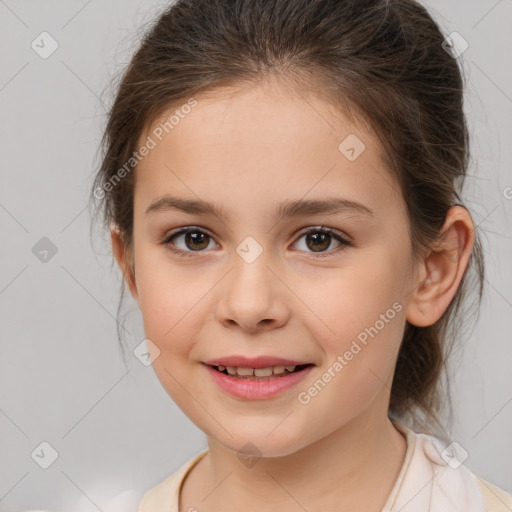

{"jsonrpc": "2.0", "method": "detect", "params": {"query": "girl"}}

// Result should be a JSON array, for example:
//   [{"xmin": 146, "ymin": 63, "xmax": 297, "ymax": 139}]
[{"xmin": 91, "ymin": 0, "xmax": 512, "ymax": 510}]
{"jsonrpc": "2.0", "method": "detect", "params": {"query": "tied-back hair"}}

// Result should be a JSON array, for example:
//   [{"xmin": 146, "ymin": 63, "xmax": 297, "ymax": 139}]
[{"xmin": 90, "ymin": 0, "xmax": 485, "ymax": 436}]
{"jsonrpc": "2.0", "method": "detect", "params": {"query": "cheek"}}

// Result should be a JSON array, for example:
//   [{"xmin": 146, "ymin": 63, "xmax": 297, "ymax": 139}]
[
  {"xmin": 134, "ymin": 249, "xmax": 205, "ymax": 356},
  {"xmin": 138, "ymin": 279, "xmax": 203, "ymax": 355},
  {"xmin": 301, "ymin": 258, "xmax": 405, "ymax": 348},
  {"xmin": 134, "ymin": 263, "xmax": 211, "ymax": 410},
  {"xmin": 294, "ymin": 259, "xmax": 406, "ymax": 402}
]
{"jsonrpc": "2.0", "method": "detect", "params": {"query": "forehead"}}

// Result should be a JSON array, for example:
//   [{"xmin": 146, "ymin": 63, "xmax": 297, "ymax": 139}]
[{"xmin": 134, "ymin": 80, "xmax": 404, "ymax": 220}]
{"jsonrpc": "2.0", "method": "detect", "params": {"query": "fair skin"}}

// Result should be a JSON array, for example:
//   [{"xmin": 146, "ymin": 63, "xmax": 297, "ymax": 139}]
[{"xmin": 111, "ymin": 78, "xmax": 475, "ymax": 511}]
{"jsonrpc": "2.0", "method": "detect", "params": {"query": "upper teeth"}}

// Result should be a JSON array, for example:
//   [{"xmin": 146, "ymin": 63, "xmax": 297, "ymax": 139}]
[{"xmin": 218, "ymin": 365, "xmax": 297, "ymax": 376}]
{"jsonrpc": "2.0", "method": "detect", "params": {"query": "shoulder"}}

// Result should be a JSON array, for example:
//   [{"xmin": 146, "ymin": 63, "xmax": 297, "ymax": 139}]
[
  {"xmin": 138, "ymin": 449, "xmax": 209, "ymax": 512},
  {"xmin": 138, "ymin": 471, "xmax": 181, "ymax": 512},
  {"xmin": 475, "ymin": 476, "xmax": 512, "ymax": 512},
  {"xmin": 391, "ymin": 420, "xmax": 512, "ymax": 512}
]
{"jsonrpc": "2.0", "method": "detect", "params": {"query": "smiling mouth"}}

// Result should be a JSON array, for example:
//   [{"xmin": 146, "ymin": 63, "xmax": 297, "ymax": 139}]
[{"xmin": 210, "ymin": 363, "xmax": 313, "ymax": 379}]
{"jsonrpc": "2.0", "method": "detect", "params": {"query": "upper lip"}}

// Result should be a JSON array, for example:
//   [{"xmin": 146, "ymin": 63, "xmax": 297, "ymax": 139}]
[{"xmin": 203, "ymin": 356, "xmax": 314, "ymax": 369}]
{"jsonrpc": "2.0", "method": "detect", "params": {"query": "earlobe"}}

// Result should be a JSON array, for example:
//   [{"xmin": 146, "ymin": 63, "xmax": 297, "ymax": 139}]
[
  {"xmin": 110, "ymin": 225, "xmax": 138, "ymax": 302},
  {"xmin": 405, "ymin": 206, "xmax": 475, "ymax": 327}
]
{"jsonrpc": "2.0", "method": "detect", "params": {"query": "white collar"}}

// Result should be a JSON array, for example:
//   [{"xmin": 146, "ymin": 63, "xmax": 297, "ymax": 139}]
[{"xmin": 381, "ymin": 420, "xmax": 486, "ymax": 511}]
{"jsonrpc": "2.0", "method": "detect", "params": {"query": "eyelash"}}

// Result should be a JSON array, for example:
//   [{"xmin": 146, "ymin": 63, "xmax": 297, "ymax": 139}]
[{"xmin": 161, "ymin": 226, "xmax": 351, "ymax": 259}]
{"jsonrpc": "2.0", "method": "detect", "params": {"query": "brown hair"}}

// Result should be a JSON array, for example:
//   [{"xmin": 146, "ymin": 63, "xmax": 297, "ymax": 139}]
[{"xmin": 90, "ymin": 0, "xmax": 485, "ymax": 435}]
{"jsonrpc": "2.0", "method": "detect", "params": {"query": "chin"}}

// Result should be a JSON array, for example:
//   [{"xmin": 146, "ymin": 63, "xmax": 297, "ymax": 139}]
[{"xmin": 211, "ymin": 424, "xmax": 310, "ymax": 459}]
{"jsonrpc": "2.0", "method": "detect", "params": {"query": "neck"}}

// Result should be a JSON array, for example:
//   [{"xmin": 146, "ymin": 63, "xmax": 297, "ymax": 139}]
[{"xmin": 183, "ymin": 407, "xmax": 407, "ymax": 512}]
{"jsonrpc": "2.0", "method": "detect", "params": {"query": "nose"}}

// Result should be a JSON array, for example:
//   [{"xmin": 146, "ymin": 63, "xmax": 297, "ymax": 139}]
[{"xmin": 214, "ymin": 249, "xmax": 291, "ymax": 333}]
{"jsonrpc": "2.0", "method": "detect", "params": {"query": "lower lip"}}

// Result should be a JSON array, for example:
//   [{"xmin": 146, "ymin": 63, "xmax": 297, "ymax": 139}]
[{"xmin": 203, "ymin": 364, "xmax": 314, "ymax": 400}]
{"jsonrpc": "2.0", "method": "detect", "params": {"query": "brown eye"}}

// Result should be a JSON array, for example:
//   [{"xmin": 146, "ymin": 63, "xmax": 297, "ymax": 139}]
[
  {"xmin": 305, "ymin": 231, "xmax": 331, "ymax": 252},
  {"xmin": 293, "ymin": 227, "xmax": 351, "ymax": 258},
  {"xmin": 182, "ymin": 231, "xmax": 210, "ymax": 251},
  {"xmin": 162, "ymin": 227, "xmax": 217, "ymax": 257}
]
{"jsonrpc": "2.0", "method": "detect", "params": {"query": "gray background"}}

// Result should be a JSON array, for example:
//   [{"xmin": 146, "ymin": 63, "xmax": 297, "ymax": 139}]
[{"xmin": 0, "ymin": 1, "xmax": 511, "ymax": 511}]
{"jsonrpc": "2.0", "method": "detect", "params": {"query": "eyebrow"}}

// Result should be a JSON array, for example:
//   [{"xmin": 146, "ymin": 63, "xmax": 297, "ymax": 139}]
[{"xmin": 145, "ymin": 195, "xmax": 374, "ymax": 221}]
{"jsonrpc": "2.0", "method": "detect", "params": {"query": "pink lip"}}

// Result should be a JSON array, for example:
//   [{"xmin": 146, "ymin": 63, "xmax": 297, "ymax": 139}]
[
  {"xmin": 203, "ymin": 355, "xmax": 313, "ymax": 368},
  {"xmin": 203, "ymin": 363, "xmax": 314, "ymax": 400}
]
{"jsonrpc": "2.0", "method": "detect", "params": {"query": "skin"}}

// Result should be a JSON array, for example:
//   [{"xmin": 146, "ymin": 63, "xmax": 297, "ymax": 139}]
[{"xmin": 111, "ymin": 77, "xmax": 475, "ymax": 511}]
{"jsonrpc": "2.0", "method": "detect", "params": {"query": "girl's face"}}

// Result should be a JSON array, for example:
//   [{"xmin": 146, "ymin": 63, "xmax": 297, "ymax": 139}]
[{"xmin": 119, "ymin": 80, "xmax": 423, "ymax": 457}]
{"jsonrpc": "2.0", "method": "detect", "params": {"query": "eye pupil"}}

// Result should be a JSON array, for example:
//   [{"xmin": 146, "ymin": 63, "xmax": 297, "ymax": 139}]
[
  {"xmin": 186, "ymin": 232, "xmax": 209, "ymax": 251},
  {"xmin": 306, "ymin": 232, "xmax": 330, "ymax": 252}
]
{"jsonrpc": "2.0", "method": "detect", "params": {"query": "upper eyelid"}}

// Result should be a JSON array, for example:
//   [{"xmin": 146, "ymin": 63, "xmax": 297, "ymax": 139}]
[{"xmin": 164, "ymin": 226, "xmax": 216, "ymax": 242}]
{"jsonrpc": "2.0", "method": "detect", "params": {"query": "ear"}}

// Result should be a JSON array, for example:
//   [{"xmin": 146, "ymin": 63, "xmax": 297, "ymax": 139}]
[
  {"xmin": 405, "ymin": 206, "xmax": 475, "ymax": 327},
  {"xmin": 110, "ymin": 224, "xmax": 139, "ymax": 302}
]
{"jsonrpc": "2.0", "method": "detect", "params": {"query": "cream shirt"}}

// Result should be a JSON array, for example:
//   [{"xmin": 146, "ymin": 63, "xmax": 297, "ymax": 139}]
[{"xmin": 138, "ymin": 421, "xmax": 512, "ymax": 512}]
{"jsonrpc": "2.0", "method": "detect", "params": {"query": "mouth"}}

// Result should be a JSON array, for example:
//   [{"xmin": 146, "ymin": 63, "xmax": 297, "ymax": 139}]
[
  {"xmin": 207, "ymin": 363, "xmax": 314, "ymax": 380},
  {"xmin": 203, "ymin": 361, "xmax": 315, "ymax": 400}
]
